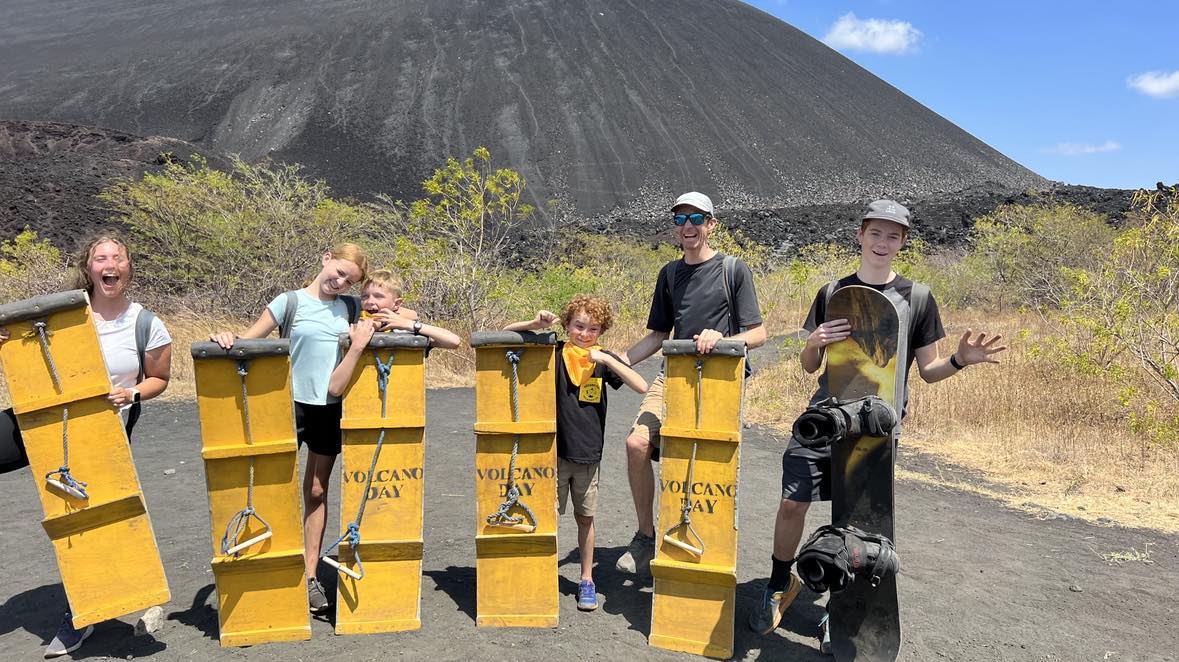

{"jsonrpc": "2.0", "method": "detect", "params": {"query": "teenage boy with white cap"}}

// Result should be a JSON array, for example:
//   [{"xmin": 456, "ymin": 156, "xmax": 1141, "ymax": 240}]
[
  {"xmin": 750, "ymin": 199, "xmax": 1006, "ymax": 649},
  {"xmin": 614, "ymin": 191, "xmax": 767, "ymax": 576}
]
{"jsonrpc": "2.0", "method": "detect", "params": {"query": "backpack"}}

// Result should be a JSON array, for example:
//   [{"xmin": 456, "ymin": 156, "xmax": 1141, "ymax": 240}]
[
  {"xmin": 128, "ymin": 307, "xmax": 157, "ymax": 432},
  {"xmin": 277, "ymin": 291, "xmax": 361, "ymax": 339},
  {"xmin": 134, "ymin": 308, "xmax": 156, "ymax": 384}
]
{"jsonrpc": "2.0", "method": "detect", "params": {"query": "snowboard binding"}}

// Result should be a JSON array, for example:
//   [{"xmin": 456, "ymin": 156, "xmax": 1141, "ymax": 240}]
[
  {"xmin": 792, "ymin": 395, "xmax": 897, "ymax": 449},
  {"xmin": 796, "ymin": 524, "xmax": 899, "ymax": 593}
]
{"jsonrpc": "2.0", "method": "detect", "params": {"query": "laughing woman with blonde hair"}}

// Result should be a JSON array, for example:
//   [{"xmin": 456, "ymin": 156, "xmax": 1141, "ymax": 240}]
[{"xmin": 0, "ymin": 233, "xmax": 172, "ymax": 657}]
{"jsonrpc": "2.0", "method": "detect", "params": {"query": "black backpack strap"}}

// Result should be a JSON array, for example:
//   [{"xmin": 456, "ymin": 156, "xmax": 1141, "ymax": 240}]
[
  {"xmin": 722, "ymin": 255, "xmax": 739, "ymax": 337},
  {"xmin": 279, "ymin": 290, "xmax": 298, "ymax": 339},
  {"xmin": 665, "ymin": 259, "xmax": 679, "ymax": 304},
  {"xmin": 910, "ymin": 282, "xmax": 930, "ymax": 329},
  {"xmin": 134, "ymin": 308, "xmax": 156, "ymax": 384},
  {"xmin": 341, "ymin": 294, "xmax": 361, "ymax": 324},
  {"xmin": 821, "ymin": 279, "xmax": 840, "ymax": 323}
]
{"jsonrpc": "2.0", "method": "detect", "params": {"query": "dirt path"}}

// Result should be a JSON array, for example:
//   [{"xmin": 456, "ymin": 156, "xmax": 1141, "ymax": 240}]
[{"xmin": 1, "ymin": 367, "xmax": 1176, "ymax": 661}]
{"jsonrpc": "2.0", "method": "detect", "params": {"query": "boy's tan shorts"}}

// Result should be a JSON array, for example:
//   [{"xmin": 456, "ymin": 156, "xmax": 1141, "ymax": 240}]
[
  {"xmin": 557, "ymin": 458, "xmax": 600, "ymax": 517},
  {"xmin": 628, "ymin": 373, "xmax": 665, "ymax": 453}
]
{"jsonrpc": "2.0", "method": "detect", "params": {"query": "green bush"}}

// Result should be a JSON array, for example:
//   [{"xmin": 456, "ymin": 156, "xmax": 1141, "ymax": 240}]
[
  {"xmin": 371, "ymin": 147, "xmax": 533, "ymax": 330},
  {"xmin": 101, "ymin": 155, "xmax": 379, "ymax": 315},
  {"xmin": 963, "ymin": 203, "xmax": 1116, "ymax": 311},
  {"xmin": 0, "ymin": 229, "xmax": 69, "ymax": 303},
  {"xmin": 1049, "ymin": 188, "xmax": 1179, "ymax": 446}
]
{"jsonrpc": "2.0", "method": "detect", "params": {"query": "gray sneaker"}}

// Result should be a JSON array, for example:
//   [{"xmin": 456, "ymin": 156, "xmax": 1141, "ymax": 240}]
[
  {"xmin": 44, "ymin": 613, "xmax": 94, "ymax": 658},
  {"xmin": 748, "ymin": 574, "xmax": 803, "ymax": 635},
  {"xmin": 307, "ymin": 577, "xmax": 331, "ymax": 614},
  {"xmin": 615, "ymin": 530, "xmax": 656, "ymax": 576}
]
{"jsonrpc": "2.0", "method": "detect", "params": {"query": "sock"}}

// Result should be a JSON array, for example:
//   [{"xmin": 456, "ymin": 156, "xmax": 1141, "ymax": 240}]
[{"xmin": 767, "ymin": 555, "xmax": 794, "ymax": 592}]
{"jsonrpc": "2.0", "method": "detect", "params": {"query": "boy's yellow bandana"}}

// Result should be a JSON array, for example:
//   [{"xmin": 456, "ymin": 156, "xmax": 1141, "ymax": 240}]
[{"xmin": 562, "ymin": 342, "xmax": 602, "ymax": 387}]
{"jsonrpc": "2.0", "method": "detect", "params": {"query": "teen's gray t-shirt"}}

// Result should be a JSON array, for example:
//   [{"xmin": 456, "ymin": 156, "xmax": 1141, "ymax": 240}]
[{"xmin": 646, "ymin": 253, "xmax": 762, "ymax": 339}]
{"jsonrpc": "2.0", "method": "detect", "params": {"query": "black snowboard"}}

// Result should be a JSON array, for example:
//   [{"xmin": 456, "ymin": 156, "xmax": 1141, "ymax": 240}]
[{"xmin": 826, "ymin": 285, "xmax": 907, "ymax": 661}]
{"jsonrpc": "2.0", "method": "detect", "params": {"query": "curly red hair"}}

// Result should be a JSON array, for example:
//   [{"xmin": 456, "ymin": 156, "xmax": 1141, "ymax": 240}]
[{"xmin": 560, "ymin": 294, "xmax": 613, "ymax": 332}]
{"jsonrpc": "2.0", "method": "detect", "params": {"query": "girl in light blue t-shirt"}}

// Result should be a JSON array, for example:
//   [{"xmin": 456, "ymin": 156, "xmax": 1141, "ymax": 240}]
[{"xmin": 210, "ymin": 243, "xmax": 368, "ymax": 615}]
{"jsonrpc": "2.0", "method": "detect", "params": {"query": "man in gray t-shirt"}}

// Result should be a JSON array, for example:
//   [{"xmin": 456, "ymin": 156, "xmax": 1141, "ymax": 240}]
[{"xmin": 614, "ymin": 191, "xmax": 767, "ymax": 577}]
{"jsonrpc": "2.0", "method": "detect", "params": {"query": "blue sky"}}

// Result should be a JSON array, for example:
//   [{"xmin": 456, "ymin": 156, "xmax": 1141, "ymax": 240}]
[{"xmin": 745, "ymin": 1, "xmax": 1178, "ymax": 189}]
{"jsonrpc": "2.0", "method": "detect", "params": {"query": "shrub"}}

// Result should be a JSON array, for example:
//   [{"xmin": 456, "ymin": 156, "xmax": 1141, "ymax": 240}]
[
  {"xmin": 101, "ymin": 155, "xmax": 379, "ymax": 315},
  {"xmin": 372, "ymin": 147, "xmax": 533, "ymax": 330},
  {"xmin": 0, "ymin": 228, "xmax": 70, "ymax": 302}
]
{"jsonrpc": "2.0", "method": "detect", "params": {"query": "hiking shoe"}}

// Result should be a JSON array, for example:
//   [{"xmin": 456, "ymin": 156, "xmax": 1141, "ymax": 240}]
[
  {"xmin": 615, "ymin": 530, "xmax": 656, "ymax": 576},
  {"xmin": 577, "ymin": 580, "xmax": 599, "ymax": 611},
  {"xmin": 748, "ymin": 574, "xmax": 803, "ymax": 635},
  {"xmin": 307, "ymin": 577, "xmax": 331, "ymax": 614},
  {"xmin": 819, "ymin": 611, "xmax": 831, "ymax": 654},
  {"xmin": 44, "ymin": 613, "xmax": 93, "ymax": 658}
]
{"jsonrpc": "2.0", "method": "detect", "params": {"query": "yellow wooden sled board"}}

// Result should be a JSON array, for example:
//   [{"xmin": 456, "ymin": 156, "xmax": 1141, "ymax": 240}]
[
  {"xmin": 191, "ymin": 340, "xmax": 309, "ymax": 647},
  {"xmin": 335, "ymin": 428, "xmax": 426, "ymax": 633},
  {"xmin": 470, "ymin": 332, "xmax": 559, "ymax": 628},
  {"xmin": 650, "ymin": 561, "xmax": 737, "ymax": 659},
  {"xmin": 474, "ymin": 433, "xmax": 558, "ymax": 536},
  {"xmin": 650, "ymin": 341, "xmax": 745, "ymax": 660},
  {"xmin": 211, "ymin": 551, "xmax": 311, "ymax": 647},
  {"xmin": 0, "ymin": 291, "xmax": 170, "ymax": 629},
  {"xmin": 333, "ymin": 334, "xmax": 429, "ymax": 635}
]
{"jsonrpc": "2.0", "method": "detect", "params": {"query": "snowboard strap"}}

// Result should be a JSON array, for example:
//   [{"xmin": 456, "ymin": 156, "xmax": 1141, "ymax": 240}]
[
  {"xmin": 792, "ymin": 395, "xmax": 898, "ymax": 449},
  {"xmin": 796, "ymin": 524, "xmax": 899, "ymax": 593}
]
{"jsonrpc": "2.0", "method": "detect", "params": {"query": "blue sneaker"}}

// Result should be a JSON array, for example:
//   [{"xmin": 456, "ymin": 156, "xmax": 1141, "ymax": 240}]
[
  {"xmin": 577, "ymin": 579, "xmax": 599, "ymax": 611},
  {"xmin": 44, "ymin": 612, "xmax": 94, "ymax": 658}
]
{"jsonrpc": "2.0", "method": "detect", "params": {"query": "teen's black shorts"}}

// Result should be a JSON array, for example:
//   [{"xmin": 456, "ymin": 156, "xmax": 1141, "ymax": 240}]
[
  {"xmin": 780, "ymin": 447, "xmax": 832, "ymax": 502},
  {"xmin": 295, "ymin": 401, "xmax": 343, "ymax": 456}
]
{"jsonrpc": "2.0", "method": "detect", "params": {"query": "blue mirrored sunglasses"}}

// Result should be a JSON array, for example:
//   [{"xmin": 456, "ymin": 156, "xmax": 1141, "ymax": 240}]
[{"xmin": 673, "ymin": 212, "xmax": 710, "ymax": 226}]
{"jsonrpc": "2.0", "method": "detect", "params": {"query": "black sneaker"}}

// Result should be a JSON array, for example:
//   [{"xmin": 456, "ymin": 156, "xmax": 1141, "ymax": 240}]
[
  {"xmin": 44, "ymin": 613, "xmax": 93, "ymax": 658},
  {"xmin": 615, "ymin": 530, "xmax": 656, "ymax": 576},
  {"xmin": 307, "ymin": 577, "xmax": 331, "ymax": 614}
]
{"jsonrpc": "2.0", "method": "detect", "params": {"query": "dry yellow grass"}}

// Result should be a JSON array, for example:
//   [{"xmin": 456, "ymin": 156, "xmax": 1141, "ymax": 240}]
[
  {"xmin": 746, "ymin": 310, "xmax": 1179, "ymax": 533},
  {"xmin": 6, "ymin": 302, "xmax": 1175, "ymax": 534}
]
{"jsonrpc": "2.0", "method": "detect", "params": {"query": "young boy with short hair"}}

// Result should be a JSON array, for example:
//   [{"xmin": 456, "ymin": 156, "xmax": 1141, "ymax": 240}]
[
  {"xmin": 751, "ymin": 199, "xmax": 1006, "ymax": 650},
  {"xmin": 505, "ymin": 294, "xmax": 648, "ymax": 611},
  {"xmin": 329, "ymin": 269, "xmax": 461, "ymax": 397}
]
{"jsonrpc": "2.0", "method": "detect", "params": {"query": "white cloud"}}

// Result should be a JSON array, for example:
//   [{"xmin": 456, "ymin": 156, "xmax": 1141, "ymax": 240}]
[
  {"xmin": 1043, "ymin": 141, "xmax": 1122, "ymax": 157},
  {"xmin": 1127, "ymin": 70, "xmax": 1179, "ymax": 98},
  {"xmin": 822, "ymin": 12, "xmax": 921, "ymax": 55}
]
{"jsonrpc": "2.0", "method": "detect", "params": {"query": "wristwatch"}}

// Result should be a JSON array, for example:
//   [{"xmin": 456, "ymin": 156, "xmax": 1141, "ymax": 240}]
[
  {"xmin": 130, "ymin": 387, "xmax": 142, "ymax": 403},
  {"xmin": 412, "ymin": 321, "xmax": 423, "ymax": 335}
]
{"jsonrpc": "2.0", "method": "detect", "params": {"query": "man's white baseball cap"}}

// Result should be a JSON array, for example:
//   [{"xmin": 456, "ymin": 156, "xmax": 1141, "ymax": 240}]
[{"xmin": 671, "ymin": 191, "xmax": 714, "ymax": 214}]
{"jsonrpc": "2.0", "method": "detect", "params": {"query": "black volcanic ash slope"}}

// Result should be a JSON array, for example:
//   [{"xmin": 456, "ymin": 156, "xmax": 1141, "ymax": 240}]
[{"xmin": 0, "ymin": 0, "xmax": 1044, "ymax": 219}]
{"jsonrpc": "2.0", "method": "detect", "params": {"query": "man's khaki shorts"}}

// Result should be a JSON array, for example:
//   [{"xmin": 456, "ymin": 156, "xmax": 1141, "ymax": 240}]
[
  {"xmin": 628, "ymin": 373, "xmax": 665, "ymax": 454},
  {"xmin": 557, "ymin": 458, "xmax": 600, "ymax": 517}
]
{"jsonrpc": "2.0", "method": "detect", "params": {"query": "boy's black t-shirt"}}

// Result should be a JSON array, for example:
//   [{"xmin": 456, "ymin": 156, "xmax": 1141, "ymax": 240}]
[
  {"xmin": 788, "ymin": 273, "xmax": 946, "ymax": 459},
  {"xmin": 555, "ymin": 341, "xmax": 625, "ymax": 464},
  {"xmin": 646, "ymin": 254, "xmax": 762, "ymax": 340}
]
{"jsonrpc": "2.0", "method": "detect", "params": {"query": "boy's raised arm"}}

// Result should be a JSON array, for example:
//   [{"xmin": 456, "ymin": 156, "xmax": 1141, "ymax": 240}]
[
  {"xmin": 503, "ymin": 309, "xmax": 557, "ymax": 333},
  {"xmin": 590, "ymin": 349, "xmax": 648, "ymax": 394},
  {"xmin": 328, "ymin": 319, "xmax": 377, "ymax": 397}
]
